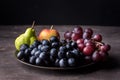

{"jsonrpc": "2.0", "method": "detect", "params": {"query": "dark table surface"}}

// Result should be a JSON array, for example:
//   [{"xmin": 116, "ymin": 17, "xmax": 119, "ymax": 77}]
[{"xmin": 0, "ymin": 25, "xmax": 120, "ymax": 80}]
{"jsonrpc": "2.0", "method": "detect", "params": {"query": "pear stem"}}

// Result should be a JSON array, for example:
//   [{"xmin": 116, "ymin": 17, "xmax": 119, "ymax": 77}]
[
  {"xmin": 31, "ymin": 21, "xmax": 35, "ymax": 29},
  {"xmin": 50, "ymin": 25, "xmax": 53, "ymax": 30}
]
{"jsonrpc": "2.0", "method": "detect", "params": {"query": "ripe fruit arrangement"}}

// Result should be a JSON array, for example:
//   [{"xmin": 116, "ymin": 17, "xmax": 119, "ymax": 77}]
[{"xmin": 15, "ymin": 26, "xmax": 111, "ymax": 68}]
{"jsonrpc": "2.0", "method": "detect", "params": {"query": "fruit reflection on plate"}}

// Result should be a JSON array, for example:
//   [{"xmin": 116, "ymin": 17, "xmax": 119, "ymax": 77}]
[{"xmin": 14, "ymin": 23, "xmax": 111, "ymax": 70}]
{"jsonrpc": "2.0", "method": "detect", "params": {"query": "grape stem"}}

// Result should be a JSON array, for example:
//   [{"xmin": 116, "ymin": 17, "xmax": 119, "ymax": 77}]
[
  {"xmin": 31, "ymin": 21, "xmax": 35, "ymax": 29},
  {"xmin": 91, "ymin": 39, "xmax": 104, "ymax": 46},
  {"xmin": 95, "ymin": 41, "xmax": 104, "ymax": 46}
]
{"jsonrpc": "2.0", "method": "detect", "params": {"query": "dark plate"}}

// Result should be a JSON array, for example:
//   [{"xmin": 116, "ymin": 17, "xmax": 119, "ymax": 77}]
[{"xmin": 14, "ymin": 51, "xmax": 95, "ymax": 70}]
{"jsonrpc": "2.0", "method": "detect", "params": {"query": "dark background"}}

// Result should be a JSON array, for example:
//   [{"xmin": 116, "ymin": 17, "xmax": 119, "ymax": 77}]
[{"xmin": 0, "ymin": 0, "xmax": 120, "ymax": 26}]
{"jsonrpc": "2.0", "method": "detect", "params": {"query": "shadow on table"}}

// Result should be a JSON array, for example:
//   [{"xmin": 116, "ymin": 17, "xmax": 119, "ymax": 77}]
[{"xmin": 21, "ymin": 56, "xmax": 119, "ymax": 75}]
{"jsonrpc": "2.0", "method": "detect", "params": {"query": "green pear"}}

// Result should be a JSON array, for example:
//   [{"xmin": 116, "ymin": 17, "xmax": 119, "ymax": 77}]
[
  {"xmin": 24, "ymin": 27, "xmax": 35, "ymax": 44},
  {"xmin": 15, "ymin": 21, "xmax": 37, "ymax": 51}
]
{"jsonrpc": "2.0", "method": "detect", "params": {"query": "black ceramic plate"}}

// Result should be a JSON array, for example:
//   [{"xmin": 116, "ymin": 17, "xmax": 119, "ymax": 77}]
[{"xmin": 15, "ymin": 51, "xmax": 95, "ymax": 70}]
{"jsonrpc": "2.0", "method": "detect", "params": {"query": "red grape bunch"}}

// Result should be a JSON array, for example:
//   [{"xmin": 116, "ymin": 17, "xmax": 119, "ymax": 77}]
[{"xmin": 64, "ymin": 26, "xmax": 111, "ymax": 62}]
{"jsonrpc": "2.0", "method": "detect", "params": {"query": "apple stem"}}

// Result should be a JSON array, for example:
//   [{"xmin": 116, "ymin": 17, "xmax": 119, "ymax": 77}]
[
  {"xmin": 50, "ymin": 25, "xmax": 53, "ymax": 30},
  {"xmin": 31, "ymin": 21, "xmax": 35, "ymax": 29}
]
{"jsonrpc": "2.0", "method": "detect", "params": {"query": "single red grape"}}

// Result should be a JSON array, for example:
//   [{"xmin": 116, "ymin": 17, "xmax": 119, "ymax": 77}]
[
  {"xmin": 100, "ymin": 44, "xmax": 111, "ymax": 52},
  {"xmin": 84, "ymin": 28, "xmax": 93, "ymax": 35},
  {"xmin": 83, "ymin": 46, "xmax": 95, "ymax": 56},
  {"xmin": 73, "ymin": 26, "xmax": 83, "ymax": 35},
  {"xmin": 71, "ymin": 33, "xmax": 82, "ymax": 41},
  {"xmin": 76, "ymin": 39, "xmax": 84, "ymax": 44},
  {"xmin": 85, "ymin": 41, "xmax": 95, "ymax": 48},
  {"xmin": 83, "ymin": 32, "xmax": 92, "ymax": 39},
  {"xmin": 99, "ymin": 51, "xmax": 108, "ymax": 62},
  {"xmin": 92, "ymin": 51, "xmax": 101, "ymax": 62},
  {"xmin": 93, "ymin": 34, "xmax": 102, "ymax": 42},
  {"xmin": 64, "ymin": 31, "xmax": 72, "ymax": 40},
  {"xmin": 105, "ymin": 44, "xmax": 111, "ymax": 51},
  {"xmin": 78, "ymin": 43, "xmax": 85, "ymax": 51}
]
